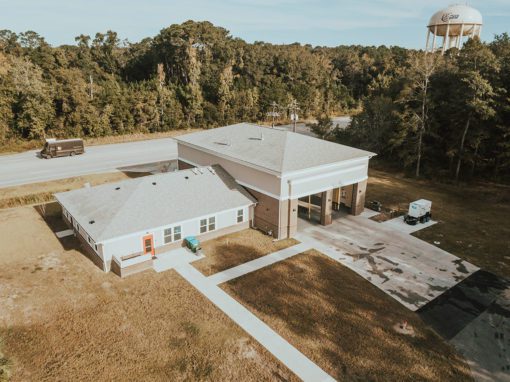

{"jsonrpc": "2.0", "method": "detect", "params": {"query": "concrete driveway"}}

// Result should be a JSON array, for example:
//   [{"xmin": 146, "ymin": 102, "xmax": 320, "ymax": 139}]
[{"xmin": 295, "ymin": 211, "xmax": 479, "ymax": 311}]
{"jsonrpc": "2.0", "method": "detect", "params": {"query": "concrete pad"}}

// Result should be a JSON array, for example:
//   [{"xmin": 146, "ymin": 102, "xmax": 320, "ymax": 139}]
[
  {"xmin": 296, "ymin": 213, "xmax": 478, "ymax": 311},
  {"xmin": 359, "ymin": 208, "xmax": 381, "ymax": 219},
  {"xmin": 208, "ymin": 243, "xmax": 312, "ymax": 285},
  {"xmin": 382, "ymin": 215, "xmax": 437, "ymax": 234},
  {"xmin": 55, "ymin": 229, "xmax": 74, "ymax": 238},
  {"xmin": 450, "ymin": 285, "xmax": 510, "ymax": 382},
  {"xmin": 153, "ymin": 247, "xmax": 204, "ymax": 272},
  {"xmin": 175, "ymin": 263, "xmax": 335, "ymax": 382}
]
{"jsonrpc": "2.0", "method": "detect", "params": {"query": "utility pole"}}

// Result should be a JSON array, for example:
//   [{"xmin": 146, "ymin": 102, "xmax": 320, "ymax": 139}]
[
  {"xmin": 89, "ymin": 75, "xmax": 93, "ymax": 100},
  {"xmin": 266, "ymin": 101, "xmax": 280, "ymax": 128},
  {"xmin": 288, "ymin": 99, "xmax": 300, "ymax": 133}
]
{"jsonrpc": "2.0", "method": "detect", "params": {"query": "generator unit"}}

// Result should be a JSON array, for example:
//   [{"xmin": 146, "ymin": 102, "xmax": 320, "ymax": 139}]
[{"xmin": 404, "ymin": 199, "xmax": 432, "ymax": 225}]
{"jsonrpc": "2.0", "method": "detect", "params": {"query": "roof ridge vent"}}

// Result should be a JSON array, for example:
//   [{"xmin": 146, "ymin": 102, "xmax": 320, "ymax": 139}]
[
  {"xmin": 214, "ymin": 139, "xmax": 231, "ymax": 146},
  {"xmin": 207, "ymin": 166, "xmax": 216, "ymax": 175},
  {"xmin": 249, "ymin": 128, "xmax": 264, "ymax": 141}
]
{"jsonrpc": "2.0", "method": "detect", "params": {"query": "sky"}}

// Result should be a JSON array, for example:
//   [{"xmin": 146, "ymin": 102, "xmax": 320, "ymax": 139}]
[{"xmin": 0, "ymin": 0, "xmax": 508, "ymax": 48}]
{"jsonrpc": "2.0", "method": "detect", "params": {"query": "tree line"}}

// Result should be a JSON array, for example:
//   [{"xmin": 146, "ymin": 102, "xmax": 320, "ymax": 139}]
[
  {"xmin": 336, "ymin": 35, "xmax": 510, "ymax": 182},
  {"xmin": 0, "ymin": 21, "xmax": 508, "ymax": 181}
]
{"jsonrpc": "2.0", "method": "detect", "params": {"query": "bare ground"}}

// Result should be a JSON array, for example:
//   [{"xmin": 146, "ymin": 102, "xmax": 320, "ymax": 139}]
[
  {"xmin": 192, "ymin": 229, "xmax": 299, "ymax": 276},
  {"xmin": 223, "ymin": 249, "xmax": 473, "ymax": 382},
  {"xmin": 367, "ymin": 169, "xmax": 510, "ymax": 278},
  {"xmin": 0, "ymin": 206, "xmax": 296, "ymax": 381}
]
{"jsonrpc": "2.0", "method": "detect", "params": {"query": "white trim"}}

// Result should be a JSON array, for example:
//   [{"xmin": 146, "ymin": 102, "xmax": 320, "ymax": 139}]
[
  {"xmin": 99, "ymin": 204, "xmax": 253, "ymax": 244},
  {"xmin": 288, "ymin": 164, "xmax": 367, "ymax": 186},
  {"xmin": 289, "ymin": 176, "xmax": 368, "ymax": 200},
  {"xmin": 281, "ymin": 157, "xmax": 371, "ymax": 179}
]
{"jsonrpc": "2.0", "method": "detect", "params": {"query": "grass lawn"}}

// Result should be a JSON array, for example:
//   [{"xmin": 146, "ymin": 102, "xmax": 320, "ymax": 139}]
[
  {"xmin": 223, "ymin": 249, "xmax": 473, "ymax": 382},
  {"xmin": 0, "ymin": 172, "xmax": 139, "ymax": 210},
  {"xmin": 0, "ymin": 206, "xmax": 296, "ymax": 381},
  {"xmin": 368, "ymin": 169, "xmax": 510, "ymax": 278},
  {"xmin": 192, "ymin": 229, "xmax": 299, "ymax": 276}
]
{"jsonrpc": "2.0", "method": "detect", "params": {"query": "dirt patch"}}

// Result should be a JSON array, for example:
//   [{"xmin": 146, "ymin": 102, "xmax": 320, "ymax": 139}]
[
  {"xmin": 0, "ymin": 340, "xmax": 9, "ymax": 382},
  {"xmin": 223, "ymin": 250, "xmax": 473, "ymax": 382},
  {"xmin": 0, "ymin": 207, "xmax": 296, "ymax": 381},
  {"xmin": 367, "ymin": 169, "xmax": 510, "ymax": 278},
  {"xmin": 193, "ymin": 229, "xmax": 299, "ymax": 276}
]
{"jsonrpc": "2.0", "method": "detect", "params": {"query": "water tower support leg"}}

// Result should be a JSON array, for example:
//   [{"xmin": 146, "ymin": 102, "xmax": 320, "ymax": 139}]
[
  {"xmin": 442, "ymin": 22, "xmax": 450, "ymax": 54},
  {"xmin": 432, "ymin": 25, "xmax": 437, "ymax": 52},
  {"xmin": 425, "ymin": 30, "xmax": 431, "ymax": 52},
  {"xmin": 458, "ymin": 24, "xmax": 465, "ymax": 49}
]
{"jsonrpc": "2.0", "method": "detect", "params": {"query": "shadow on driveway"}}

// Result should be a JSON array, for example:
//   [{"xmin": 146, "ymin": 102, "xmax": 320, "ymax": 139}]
[{"xmin": 418, "ymin": 270, "xmax": 509, "ymax": 340}]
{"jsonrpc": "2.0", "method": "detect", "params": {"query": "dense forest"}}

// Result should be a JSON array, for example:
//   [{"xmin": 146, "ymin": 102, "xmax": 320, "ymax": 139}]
[{"xmin": 0, "ymin": 21, "xmax": 508, "ymax": 181}]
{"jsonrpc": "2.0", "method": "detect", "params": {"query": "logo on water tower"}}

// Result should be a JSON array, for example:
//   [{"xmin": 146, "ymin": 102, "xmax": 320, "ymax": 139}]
[{"xmin": 441, "ymin": 13, "xmax": 460, "ymax": 22}]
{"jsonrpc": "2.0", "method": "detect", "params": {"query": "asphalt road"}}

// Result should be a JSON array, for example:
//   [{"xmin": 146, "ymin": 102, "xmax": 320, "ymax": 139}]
[
  {"xmin": 0, "ymin": 117, "xmax": 351, "ymax": 189},
  {"xmin": 274, "ymin": 116, "xmax": 352, "ymax": 136},
  {"xmin": 0, "ymin": 138, "xmax": 177, "ymax": 188}
]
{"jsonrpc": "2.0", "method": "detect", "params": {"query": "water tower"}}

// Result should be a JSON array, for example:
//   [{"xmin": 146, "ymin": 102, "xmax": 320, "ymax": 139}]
[{"xmin": 426, "ymin": 4, "xmax": 483, "ymax": 54}]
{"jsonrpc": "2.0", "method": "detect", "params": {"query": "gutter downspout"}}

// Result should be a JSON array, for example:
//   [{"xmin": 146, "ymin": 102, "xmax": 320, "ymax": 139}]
[{"xmin": 287, "ymin": 180, "xmax": 293, "ymax": 239}]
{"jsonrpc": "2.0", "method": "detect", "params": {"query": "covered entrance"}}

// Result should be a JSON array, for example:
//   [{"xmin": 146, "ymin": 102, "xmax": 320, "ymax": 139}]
[{"xmin": 297, "ymin": 182, "xmax": 367, "ymax": 226}]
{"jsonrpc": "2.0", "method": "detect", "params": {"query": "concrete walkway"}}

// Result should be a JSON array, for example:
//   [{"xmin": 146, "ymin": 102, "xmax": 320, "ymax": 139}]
[
  {"xmin": 153, "ymin": 247, "xmax": 204, "ymax": 273},
  {"xmin": 208, "ymin": 243, "xmax": 311, "ymax": 285},
  {"xmin": 175, "ymin": 263, "xmax": 335, "ymax": 382},
  {"xmin": 55, "ymin": 229, "xmax": 73, "ymax": 238}
]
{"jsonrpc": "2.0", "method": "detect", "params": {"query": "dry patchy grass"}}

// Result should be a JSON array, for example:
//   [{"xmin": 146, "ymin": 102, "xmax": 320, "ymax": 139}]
[
  {"xmin": 367, "ymin": 169, "xmax": 510, "ymax": 277},
  {"xmin": 223, "ymin": 250, "xmax": 473, "ymax": 382},
  {"xmin": 0, "ymin": 207, "xmax": 295, "ymax": 382},
  {"xmin": 193, "ymin": 229, "xmax": 299, "ymax": 276},
  {"xmin": 0, "ymin": 172, "xmax": 138, "ymax": 210},
  {"xmin": 0, "ymin": 128, "xmax": 204, "ymax": 155}
]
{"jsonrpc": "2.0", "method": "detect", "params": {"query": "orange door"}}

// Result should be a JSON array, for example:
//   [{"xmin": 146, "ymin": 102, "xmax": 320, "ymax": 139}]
[{"xmin": 142, "ymin": 234, "xmax": 155, "ymax": 256}]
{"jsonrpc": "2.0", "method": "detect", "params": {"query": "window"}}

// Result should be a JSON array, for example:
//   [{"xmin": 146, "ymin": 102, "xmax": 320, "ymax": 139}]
[
  {"xmin": 174, "ymin": 226, "xmax": 182, "ymax": 241},
  {"xmin": 164, "ymin": 226, "xmax": 182, "ymax": 243},
  {"xmin": 200, "ymin": 219, "xmax": 207, "ymax": 234},
  {"xmin": 164, "ymin": 228, "xmax": 172, "ymax": 244},
  {"xmin": 237, "ymin": 209, "xmax": 244, "ymax": 223},
  {"xmin": 200, "ymin": 216, "xmax": 216, "ymax": 233}
]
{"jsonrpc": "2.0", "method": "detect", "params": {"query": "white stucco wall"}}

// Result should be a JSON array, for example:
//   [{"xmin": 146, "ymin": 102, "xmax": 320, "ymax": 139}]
[
  {"xmin": 180, "ymin": 142, "xmax": 370, "ymax": 201},
  {"xmin": 283, "ymin": 158, "xmax": 370, "ymax": 199},
  {"xmin": 178, "ymin": 143, "xmax": 282, "ymax": 198},
  {"xmin": 100, "ymin": 205, "xmax": 250, "ymax": 261}
]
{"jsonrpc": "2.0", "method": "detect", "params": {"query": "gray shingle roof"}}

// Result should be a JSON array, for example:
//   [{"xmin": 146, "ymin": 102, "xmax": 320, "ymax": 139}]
[
  {"xmin": 176, "ymin": 123, "xmax": 375, "ymax": 175},
  {"xmin": 54, "ymin": 165, "xmax": 256, "ymax": 242}
]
